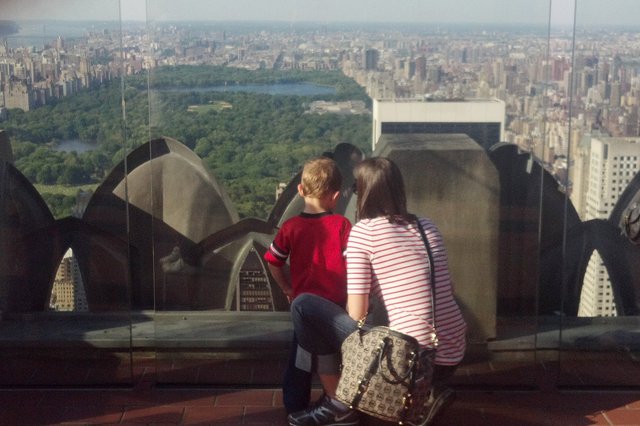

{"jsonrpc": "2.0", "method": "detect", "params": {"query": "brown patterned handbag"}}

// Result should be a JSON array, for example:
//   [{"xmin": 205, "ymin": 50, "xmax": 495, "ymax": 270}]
[
  {"xmin": 335, "ymin": 219, "xmax": 439, "ymax": 424},
  {"xmin": 335, "ymin": 325, "xmax": 437, "ymax": 423}
]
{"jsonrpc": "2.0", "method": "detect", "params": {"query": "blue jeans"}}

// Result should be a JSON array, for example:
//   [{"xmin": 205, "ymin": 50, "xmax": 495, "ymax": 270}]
[
  {"xmin": 290, "ymin": 293, "xmax": 359, "ymax": 355},
  {"xmin": 282, "ymin": 333, "xmax": 312, "ymax": 414},
  {"xmin": 291, "ymin": 293, "xmax": 458, "ymax": 392}
]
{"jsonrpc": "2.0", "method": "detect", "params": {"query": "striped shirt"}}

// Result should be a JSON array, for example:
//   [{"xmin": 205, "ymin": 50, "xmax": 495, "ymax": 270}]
[{"xmin": 346, "ymin": 216, "xmax": 466, "ymax": 366}]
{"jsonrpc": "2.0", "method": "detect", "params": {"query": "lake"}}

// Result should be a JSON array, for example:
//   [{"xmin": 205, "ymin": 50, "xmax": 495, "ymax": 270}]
[{"xmin": 54, "ymin": 140, "xmax": 96, "ymax": 153}]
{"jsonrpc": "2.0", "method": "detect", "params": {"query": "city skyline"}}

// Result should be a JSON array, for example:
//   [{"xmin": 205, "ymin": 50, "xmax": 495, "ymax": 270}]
[{"xmin": 2, "ymin": 0, "xmax": 639, "ymax": 28}]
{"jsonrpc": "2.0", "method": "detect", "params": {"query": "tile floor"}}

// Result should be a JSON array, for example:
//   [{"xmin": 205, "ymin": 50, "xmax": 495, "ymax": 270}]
[{"xmin": 2, "ymin": 356, "xmax": 640, "ymax": 425}]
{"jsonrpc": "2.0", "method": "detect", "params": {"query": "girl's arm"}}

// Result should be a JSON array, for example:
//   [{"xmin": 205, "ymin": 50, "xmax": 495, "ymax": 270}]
[{"xmin": 347, "ymin": 293, "xmax": 369, "ymax": 322}]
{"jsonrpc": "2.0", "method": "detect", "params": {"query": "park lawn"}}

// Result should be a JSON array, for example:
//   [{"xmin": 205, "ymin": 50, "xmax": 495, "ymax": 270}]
[{"xmin": 187, "ymin": 101, "xmax": 232, "ymax": 113}]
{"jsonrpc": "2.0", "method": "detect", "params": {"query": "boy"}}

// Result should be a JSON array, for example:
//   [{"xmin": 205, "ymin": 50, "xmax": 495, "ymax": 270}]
[{"xmin": 264, "ymin": 156, "xmax": 352, "ymax": 415}]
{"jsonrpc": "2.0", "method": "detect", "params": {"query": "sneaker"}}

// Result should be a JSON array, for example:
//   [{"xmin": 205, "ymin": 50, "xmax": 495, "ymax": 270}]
[
  {"xmin": 287, "ymin": 395, "xmax": 360, "ymax": 426},
  {"xmin": 422, "ymin": 388, "xmax": 456, "ymax": 425}
]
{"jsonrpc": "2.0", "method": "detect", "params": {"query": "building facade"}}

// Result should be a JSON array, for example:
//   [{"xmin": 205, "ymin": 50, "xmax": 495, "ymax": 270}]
[
  {"xmin": 579, "ymin": 137, "xmax": 640, "ymax": 317},
  {"xmin": 371, "ymin": 98, "xmax": 506, "ymax": 151},
  {"xmin": 50, "ymin": 249, "xmax": 89, "ymax": 312}
]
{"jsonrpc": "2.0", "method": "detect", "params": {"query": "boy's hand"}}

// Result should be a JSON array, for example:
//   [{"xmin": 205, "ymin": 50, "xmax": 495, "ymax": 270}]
[{"xmin": 282, "ymin": 287, "xmax": 294, "ymax": 303}]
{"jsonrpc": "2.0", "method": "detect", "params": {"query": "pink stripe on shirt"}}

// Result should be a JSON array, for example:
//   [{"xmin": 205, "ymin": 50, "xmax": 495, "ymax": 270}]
[{"xmin": 346, "ymin": 217, "xmax": 466, "ymax": 365}]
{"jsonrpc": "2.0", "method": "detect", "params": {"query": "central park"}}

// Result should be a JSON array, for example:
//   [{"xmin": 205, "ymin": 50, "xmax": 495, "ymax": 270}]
[{"xmin": 1, "ymin": 66, "xmax": 372, "ymax": 218}]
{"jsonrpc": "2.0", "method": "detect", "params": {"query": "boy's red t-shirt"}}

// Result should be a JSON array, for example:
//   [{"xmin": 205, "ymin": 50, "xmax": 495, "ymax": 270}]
[{"xmin": 264, "ymin": 212, "xmax": 352, "ymax": 306}]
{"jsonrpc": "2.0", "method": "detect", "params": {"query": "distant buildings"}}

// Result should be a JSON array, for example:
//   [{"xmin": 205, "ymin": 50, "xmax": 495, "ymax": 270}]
[
  {"xmin": 578, "ymin": 137, "xmax": 640, "ymax": 317},
  {"xmin": 5, "ymin": 22, "xmax": 640, "ymax": 318},
  {"xmin": 3, "ymin": 78, "xmax": 31, "ymax": 110}
]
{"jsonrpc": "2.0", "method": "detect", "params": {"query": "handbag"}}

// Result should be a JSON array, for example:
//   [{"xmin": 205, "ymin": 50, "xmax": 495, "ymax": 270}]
[{"xmin": 335, "ymin": 219, "xmax": 439, "ymax": 424}]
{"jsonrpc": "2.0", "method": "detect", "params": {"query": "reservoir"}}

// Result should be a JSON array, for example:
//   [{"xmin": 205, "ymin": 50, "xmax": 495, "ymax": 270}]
[{"xmin": 54, "ymin": 139, "xmax": 96, "ymax": 153}]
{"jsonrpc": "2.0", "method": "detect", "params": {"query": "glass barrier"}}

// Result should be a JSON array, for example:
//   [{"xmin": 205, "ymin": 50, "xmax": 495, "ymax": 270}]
[
  {"xmin": 557, "ymin": 0, "xmax": 640, "ymax": 388},
  {"xmin": 144, "ymin": 0, "xmax": 555, "ymax": 388},
  {"xmin": 0, "ymin": 0, "xmax": 134, "ymax": 386},
  {"xmin": 2, "ymin": 0, "xmax": 639, "ymax": 392}
]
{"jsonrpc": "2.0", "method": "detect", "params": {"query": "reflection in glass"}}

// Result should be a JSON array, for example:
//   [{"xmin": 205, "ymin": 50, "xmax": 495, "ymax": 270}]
[
  {"xmin": 3, "ymin": 0, "xmax": 640, "ymax": 390},
  {"xmin": 554, "ymin": 0, "xmax": 640, "ymax": 388},
  {"xmin": 0, "ymin": 0, "xmax": 134, "ymax": 386}
]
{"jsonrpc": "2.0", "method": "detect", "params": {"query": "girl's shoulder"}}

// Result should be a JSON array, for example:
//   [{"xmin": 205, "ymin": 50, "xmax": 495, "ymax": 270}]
[{"xmin": 354, "ymin": 217, "xmax": 385, "ymax": 228}]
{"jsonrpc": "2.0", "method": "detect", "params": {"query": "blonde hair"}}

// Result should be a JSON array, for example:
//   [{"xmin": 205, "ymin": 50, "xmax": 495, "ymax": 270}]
[{"xmin": 300, "ymin": 157, "xmax": 342, "ymax": 198}]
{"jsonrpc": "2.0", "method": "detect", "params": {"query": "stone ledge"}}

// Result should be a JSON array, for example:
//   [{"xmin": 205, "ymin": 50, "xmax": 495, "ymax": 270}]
[{"xmin": 0, "ymin": 311, "xmax": 293, "ymax": 350}]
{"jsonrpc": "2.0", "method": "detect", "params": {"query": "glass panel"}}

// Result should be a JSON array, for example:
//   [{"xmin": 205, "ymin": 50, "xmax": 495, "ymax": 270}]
[
  {"xmin": 0, "ymin": 0, "xmax": 134, "ymax": 386},
  {"xmin": 144, "ymin": 1, "xmax": 553, "ymax": 389},
  {"xmin": 558, "ymin": 0, "xmax": 640, "ymax": 388}
]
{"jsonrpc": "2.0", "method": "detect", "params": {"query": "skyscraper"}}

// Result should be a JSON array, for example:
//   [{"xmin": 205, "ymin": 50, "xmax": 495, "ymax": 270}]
[
  {"xmin": 372, "ymin": 98, "xmax": 506, "ymax": 151},
  {"xmin": 49, "ymin": 249, "xmax": 88, "ymax": 312},
  {"xmin": 579, "ymin": 137, "xmax": 640, "ymax": 317},
  {"xmin": 365, "ymin": 49, "xmax": 379, "ymax": 71}
]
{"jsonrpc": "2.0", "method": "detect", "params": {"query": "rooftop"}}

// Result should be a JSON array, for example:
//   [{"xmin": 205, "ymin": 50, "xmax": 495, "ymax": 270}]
[
  {"xmin": 2, "ymin": 355, "xmax": 640, "ymax": 425},
  {"xmin": 1, "ymin": 312, "xmax": 640, "ymax": 424}
]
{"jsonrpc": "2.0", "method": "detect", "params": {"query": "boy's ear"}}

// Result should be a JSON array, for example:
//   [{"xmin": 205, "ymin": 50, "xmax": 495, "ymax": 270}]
[{"xmin": 297, "ymin": 184, "xmax": 305, "ymax": 196}]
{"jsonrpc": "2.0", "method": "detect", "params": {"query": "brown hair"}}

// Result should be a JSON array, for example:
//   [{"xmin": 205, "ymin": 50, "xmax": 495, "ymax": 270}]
[
  {"xmin": 354, "ymin": 157, "xmax": 413, "ymax": 224},
  {"xmin": 300, "ymin": 157, "xmax": 343, "ymax": 198}
]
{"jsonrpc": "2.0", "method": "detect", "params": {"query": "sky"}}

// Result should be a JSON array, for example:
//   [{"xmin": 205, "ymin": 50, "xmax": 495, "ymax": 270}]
[{"xmin": 0, "ymin": 0, "xmax": 638, "ymax": 27}]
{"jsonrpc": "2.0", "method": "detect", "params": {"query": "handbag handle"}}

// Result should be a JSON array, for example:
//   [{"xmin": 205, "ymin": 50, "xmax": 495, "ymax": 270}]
[{"xmin": 415, "ymin": 218, "xmax": 437, "ymax": 330}]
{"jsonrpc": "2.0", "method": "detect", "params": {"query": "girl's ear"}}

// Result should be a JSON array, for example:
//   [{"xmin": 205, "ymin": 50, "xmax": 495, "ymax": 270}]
[
  {"xmin": 297, "ymin": 184, "xmax": 305, "ymax": 196},
  {"xmin": 331, "ymin": 190, "xmax": 340, "ymax": 202}
]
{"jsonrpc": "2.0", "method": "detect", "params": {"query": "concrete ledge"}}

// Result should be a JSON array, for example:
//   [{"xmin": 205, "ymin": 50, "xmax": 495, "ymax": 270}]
[
  {"xmin": 2, "ymin": 312, "xmax": 639, "ymax": 359},
  {"xmin": 0, "ymin": 311, "xmax": 293, "ymax": 350}
]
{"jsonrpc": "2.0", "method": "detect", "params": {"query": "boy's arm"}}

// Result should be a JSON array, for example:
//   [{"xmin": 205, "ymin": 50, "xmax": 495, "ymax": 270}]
[{"xmin": 267, "ymin": 263, "xmax": 294, "ymax": 301}]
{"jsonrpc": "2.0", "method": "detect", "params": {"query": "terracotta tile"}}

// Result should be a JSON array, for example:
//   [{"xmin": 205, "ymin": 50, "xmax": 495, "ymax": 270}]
[
  {"xmin": 624, "ymin": 398, "xmax": 640, "ymax": 410},
  {"xmin": 153, "ymin": 389, "xmax": 217, "ymax": 406},
  {"xmin": 603, "ymin": 406, "xmax": 640, "ymax": 425},
  {"xmin": 214, "ymin": 389, "xmax": 277, "ymax": 406},
  {"xmin": 61, "ymin": 405, "xmax": 125, "ymax": 424},
  {"xmin": 108, "ymin": 389, "xmax": 157, "ymax": 406},
  {"xmin": 121, "ymin": 405, "xmax": 184, "ymax": 423},
  {"xmin": 243, "ymin": 405, "xmax": 287, "ymax": 424},
  {"xmin": 3, "ymin": 405, "xmax": 70, "ymax": 425},
  {"xmin": 183, "ymin": 406, "xmax": 244, "ymax": 424}
]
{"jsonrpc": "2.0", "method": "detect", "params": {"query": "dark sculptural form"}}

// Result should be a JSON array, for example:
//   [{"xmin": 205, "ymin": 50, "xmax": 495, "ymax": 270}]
[{"xmin": 1, "ymin": 130, "xmax": 639, "ymax": 317}]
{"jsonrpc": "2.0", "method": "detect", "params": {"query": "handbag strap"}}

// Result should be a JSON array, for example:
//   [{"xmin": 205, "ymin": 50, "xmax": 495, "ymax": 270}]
[
  {"xmin": 349, "ymin": 338, "xmax": 386, "ymax": 408},
  {"xmin": 415, "ymin": 218, "xmax": 437, "ymax": 330}
]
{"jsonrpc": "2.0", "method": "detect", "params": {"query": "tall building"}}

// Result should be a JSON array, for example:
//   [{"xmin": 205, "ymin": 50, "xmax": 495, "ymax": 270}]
[
  {"xmin": 49, "ymin": 249, "xmax": 89, "ymax": 312},
  {"xmin": 372, "ymin": 98, "xmax": 506, "ymax": 151},
  {"xmin": 3, "ymin": 79, "xmax": 31, "ymax": 110},
  {"xmin": 365, "ymin": 49, "xmax": 379, "ymax": 71},
  {"xmin": 415, "ymin": 55, "xmax": 426, "ymax": 82},
  {"xmin": 578, "ymin": 137, "xmax": 640, "ymax": 317},
  {"xmin": 236, "ymin": 248, "xmax": 274, "ymax": 311},
  {"xmin": 610, "ymin": 81, "xmax": 621, "ymax": 108}
]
